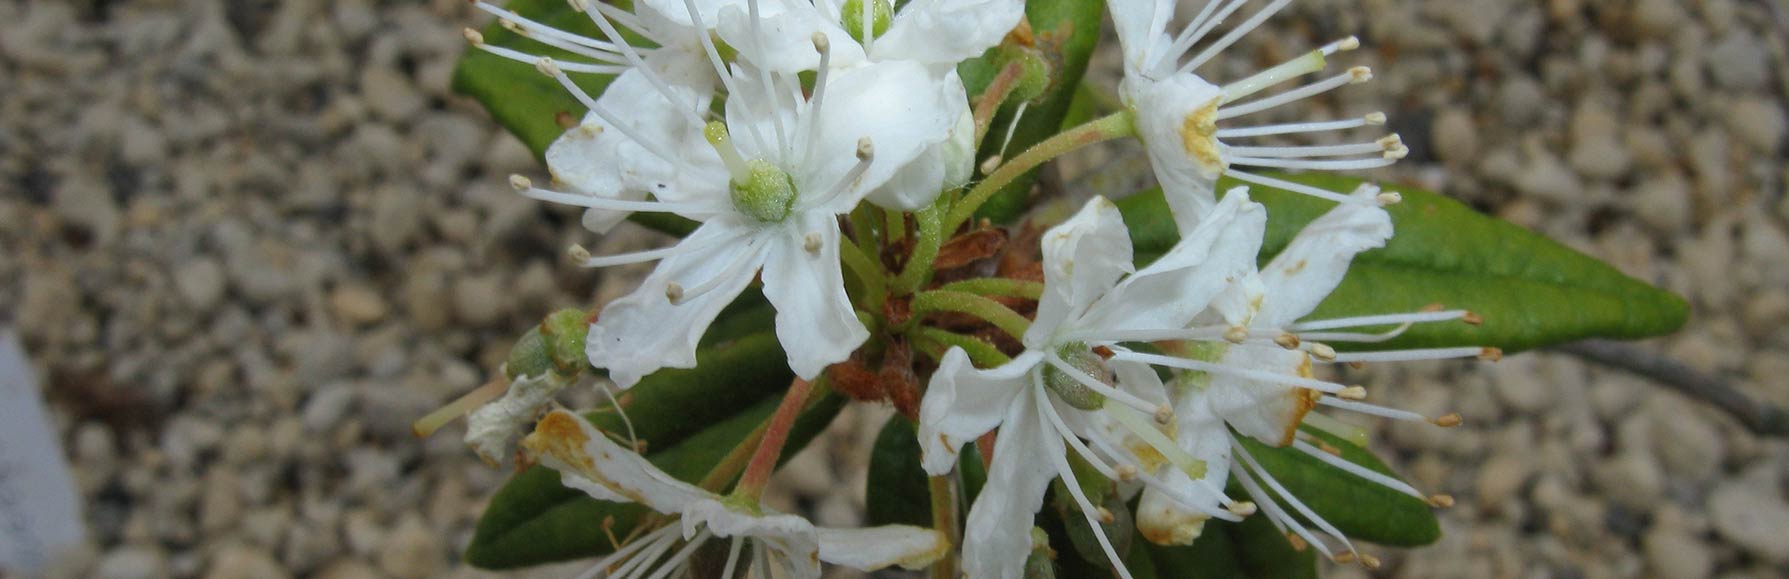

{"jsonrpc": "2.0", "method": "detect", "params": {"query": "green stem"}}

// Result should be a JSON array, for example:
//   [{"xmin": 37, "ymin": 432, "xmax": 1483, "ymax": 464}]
[
  {"xmin": 892, "ymin": 203, "xmax": 945, "ymax": 295},
  {"xmin": 928, "ymin": 475, "xmax": 960, "ymax": 579},
  {"xmin": 944, "ymin": 111, "xmax": 1137, "ymax": 234},
  {"xmin": 849, "ymin": 202, "xmax": 880, "ymax": 262},
  {"xmin": 884, "ymin": 207, "xmax": 907, "ymax": 244},
  {"xmin": 839, "ymin": 238, "xmax": 887, "ymax": 311},
  {"xmin": 910, "ymin": 326, "xmax": 1012, "ymax": 368},
  {"xmin": 908, "ymin": 290, "xmax": 1031, "ymax": 340},
  {"xmin": 937, "ymin": 277, "xmax": 1045, "ymax": 300},
  {"xmin": 973, "ymin": 60, "xmax": 1027, "ymax": 147}
]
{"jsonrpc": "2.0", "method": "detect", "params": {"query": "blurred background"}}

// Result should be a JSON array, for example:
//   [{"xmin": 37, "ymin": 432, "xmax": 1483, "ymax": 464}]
[{"xmin": 0, "ymin": 0, "xmax": 1785, "ymax": 577}]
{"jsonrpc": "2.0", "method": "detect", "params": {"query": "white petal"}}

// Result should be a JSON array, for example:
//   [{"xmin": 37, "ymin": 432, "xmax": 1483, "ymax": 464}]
[
  {"xmin": 1255, "ymin": 186, "xmax": 1393, "ymax": 327},
  {"xmin": 1078, "ymin": 189, "xmax": 1265, "ymax": 333},
  {"xmin": 1125, "ymin": 74, "xmax": 1227, "ymax": 232},
  {"xmin": 524, "ymin": 409, "xmax": 714, "ymax": 513},
  {"xmin": 716, "ymin": 3, "xmax": 865, "ymax": 74},
  {"xmin": 758, "ymin": 212, "xmax": 869, "ymax": 379},
  {"xmin": 1207, "ymin": 345, "xmax": 1319, "ymax": 446},
  {"xmin": 917, "ymin": 348, "xmax": 1041, "ymax": 475},
  {"xmin": 683, "ymin": 500, "xmax": 823, "ymax": 579},
  {"xmin": 585, "ymin": 217, "xmax": 768, "ymax": 388},
  {"xmin": 802, "ymin": 61, "xmax": 960, "ymax": 213},
  {"xmin": 1028, "ymin": 196, "xmax": 1134, "ymax": 347},
  {"xmin": 870, "ymin": 0, "xmax": 1024, "ymax": 65},
  {"xmin": 864, "ymin": 77, "xmax": 974, "ymax": 210},
  {"xmin": 642, "ymin": 0, "xmax": 766, "ymax": 30},
  {"xmin": 817, "ymin": 525, "xmax": 950, "ymax": 570},
  {"xmin": 464, "ymin": 373, "xmax": 566, "ymax": 464},
  {"xmin": 1136, "ymin": 390, "xmax": 1231, "ymax": 546},
  {"xmin": 962, "ymin": 386, "xmax": 1064, "ymax": 579},
  {"xmin": 1106, "ymin": 0, "xmax": 1175, "ymax": 77}
]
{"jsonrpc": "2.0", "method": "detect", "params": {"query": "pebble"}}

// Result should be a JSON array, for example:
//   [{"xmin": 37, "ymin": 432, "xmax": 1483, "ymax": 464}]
[
  {"xmin": 174, "ymin": 259, "xmax": 228, "ymax": 310},
  {"xmin": 330, "ymin": 283, "xmax": 389, "ymax": 325},
  {"xmin": 1725, "ymin": 97, "xmax": 1786, "ymax": 154},
  {"xmin": 1432, "ymin": 107, "xmax": 1479, "ymax": 165},
  {"xmin": 1477, "ymin": 453, "xmax": 1535, "ymax": 510},
  {"xmin": 94, "ymin": 546, "xmax": 171, "ymax": 579},
  {"xmin": 452, "ymin": 272, "xmax": 510, "ymax": 327},
  {"xmin": 1647, "ymin": 399, "xmax": 1726, "ymax": 480},
  {"xmin": 377, "ymin": 515, "xmax": 445, "ymax": 579},
  {"xmin": 1708, "ymin": 473, "xmax": 1789, "ymax": 562},
  {"xmin": 1704, "ymin": 32, "xmax": 1769, "ymax": 90},
  {"xmin": 204, "ymin": 545, "xmax": 289, "ymax": 579},
  {"xmin": 303, "ymin": 383, "xmax": 359, "ymax": 432},
  {"xmin": 1644, "ymin": 524, "xmax": 1713, "ymax": 579}
]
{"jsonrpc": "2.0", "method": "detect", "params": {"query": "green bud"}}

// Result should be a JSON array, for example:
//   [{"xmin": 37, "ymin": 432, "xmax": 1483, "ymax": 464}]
[
  {"xmin": 840, "ymin": 0, "xmax": 892, "ymax": 44},
  {"xmin": 504, "ymin": 328, "xmax": 553, "ymax": 381},
  {"xmin": 1041, "ymin": 342, "xmax": 1110, "ymax": 411},
  {"xmin": 1001, "ymin": 45, "xmax": 1053, "ymax": 103},
  {"xmin": 730, "ymin": 159, "xmax": 799, "ymax": 223},
  {"xmin": 539, "ymin": 308, "xmax": 591, "ymax": 377}
]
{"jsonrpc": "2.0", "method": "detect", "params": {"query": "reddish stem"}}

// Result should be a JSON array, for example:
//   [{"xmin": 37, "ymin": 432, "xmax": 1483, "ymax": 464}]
[{"xmin": 734, "ymin": 377, "xmax": 817, "ymax": 499}]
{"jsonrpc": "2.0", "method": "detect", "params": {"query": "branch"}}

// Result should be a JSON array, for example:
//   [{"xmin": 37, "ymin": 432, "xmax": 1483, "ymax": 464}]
[{"xmin": 1557, "ymin": 339, "xmax": 1789, "ymax": 437}]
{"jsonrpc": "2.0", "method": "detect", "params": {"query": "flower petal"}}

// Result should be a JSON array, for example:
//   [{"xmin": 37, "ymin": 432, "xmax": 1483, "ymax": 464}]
[
  {"xmin": 523, "ymin": 409, "xmax": 714, "ymax": 513},
  {"xmin": 864, "ymin": 76, "xmax": 974, "ymax": 210},
  {"xmin": 1028, "ymin": 196, "xmax": 1134, "ymax": 347},
  {"xmin": 1106, "ymin": 0, "xmax": 1175, "ymax": 77},
  {"xmin": 758, "ymin": 212, "xmax": 869, "ymax": 379},
  {"xmin": 801, "ymin": 61, "xmax": 961, "ymax": 213},
  {"xmin": 1254, "ymin": 185, "xmax": 1393, "ymax": 327},
  {"xmin": 962, "ymin": 386, "xmax": 1064, "ymax": 579},
  {"xmin": 1078, "ymin": 188, "xmax": 1265, "ymax": 333},
  {"xmin": 917, "ymin": 348, "xmax": 1040, "ymax": 475},
  {"xmin": 1136, "ymin": 389, "xmax": 1232, "ymax": 546},
  {"xmin": 464, "ymin": 373, "xmax": 566, "ymax": 464},
  {"xmin": 870, "ymin": 0, "xmax": 1024, "ymax": 65},
  {"xmin": 683, "ymin": 499, "xmax": 823, "ymax": 579},
  {"xmin": 716, "ymin": 3, "xmax": 864, "ymax": 74},
  {"xmin": 1124, "ymin": 74, "xmax": 1227, "ymax": 232},
  {"xmin": 1206, "ymin": 345, "xmax": 1320, "ymax": 446},
  {"xmin": 585, "ymin": 217, "xmax": 768, "ymax": 388},
  {"xmin": 817, "ymin": 525, "xmax": 950, "ymax": 571}
]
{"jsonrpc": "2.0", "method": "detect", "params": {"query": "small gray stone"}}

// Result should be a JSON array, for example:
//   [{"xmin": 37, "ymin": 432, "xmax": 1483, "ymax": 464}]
[
  {"xmin": 1644, "ymin": 525, "xmax": 1713, "ymax": 579},
  {"xmin": 1709, "ymin": 474, "xmax": 1789, "ymax": 562},
  {"xmin": 94, "ymin": 546, "xmax": 171, "ymax": 579},
  {"xmin": 453, "ymin": 272, "xmax": 510, "ymax": 327},
  {"xmin": 303, "ymin": 384, "xmax": 358, "ymax": 432},
  {"xmin": 1725, "ymin": 97, "xmax": 1786, "ymax": 155},
  {"xmin": 204, "ymin": 545, "xmax": 289, "ymax": 579},
  {"xmin": 360, "ymin": 67, "xmax": 425, "ymax": 122},
  {"xmin": 1432, "ymin": 108, "xmax": 1479, "ymax": 165},
  {"xmin": 175, "ymin": 259, "xmax": 228, "ymax": 309},
  {"xmin": 377, "ymin": 516, "xmax": 444, "ymax": 579},
  {"xmin": 1706, "ymin": 32, "xmax": 1769, "ymax": 91}
]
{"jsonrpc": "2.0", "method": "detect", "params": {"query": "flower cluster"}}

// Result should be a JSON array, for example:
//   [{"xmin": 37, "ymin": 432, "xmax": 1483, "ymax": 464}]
[{"xmin": 438, "ymin": 0, "xmax": 1497, "ymax": 577}]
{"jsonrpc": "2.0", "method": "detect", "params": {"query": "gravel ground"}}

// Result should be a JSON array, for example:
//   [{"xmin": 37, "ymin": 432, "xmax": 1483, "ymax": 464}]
[{"xmin": 2, "ymin": 0, "xmax": 1786, "ymax": 577}]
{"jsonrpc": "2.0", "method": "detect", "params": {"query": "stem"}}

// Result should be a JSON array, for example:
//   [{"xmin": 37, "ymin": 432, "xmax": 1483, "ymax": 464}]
[
  {"xmin": 734, "ymin": 377, "xmax": 819, "ymax": 500},
  {"xmin": 973, "ymin": 60, "xmax": 1027, "ymax": 146},
  {"xmin": 910, "ymin": 326, "xmax": 1012, "ymax": 368},
  {"xmin": 944, "ymin": 111, "xmax": 1137, "ymax": 234},
  {"xmin": 839, "ymin": 238, "xmax": 887, "ymax": 311},
  {"xmin": 908, "ymin": 290, "xmax": 1032, "ymax": 340},
  {"xmin": 938, "ymin": 277, "xmax": 1045, "ymax": 300},
  {"xmin": 699, "ymin": 420, "xmax": 772, "ymax": 493},
  {"xmin": 884, "ymin": 207, "xmax": 908, "ymax": 244},
  {"xmin": 850, "ymin": 202, "xmax": 880, "ymax": 259},
  {"xmin": 928, "ymin": 475, "xmax": 960, "ymax": 579},
  {"xmin": 892, "ymin": 202, "xmax": 945, "ymax": 295},
  {"xmin": 1559, "ymin": 340, "xmax": 1789, "ymax": 437}
]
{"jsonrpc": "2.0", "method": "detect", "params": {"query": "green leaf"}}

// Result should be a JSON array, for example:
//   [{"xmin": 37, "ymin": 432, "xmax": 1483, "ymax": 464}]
[
  {"xmin": 1115, "ymin": 175, "xmax": 1689, "ymax": 352},
  {"xmin": 451, "ymin": 0, "xmax": 697, "ymax": 236},
  {"xmin": 1238, "ymin": 427, "xmax": 1439, "ymax": 546},
  {"xmin": 961, "ymin": 0, "xmax": 1108, "ymax": 224},
  {"xmin": 866, "ymin": 415, "xmax": 932, "ymax": 527},
  {"xmin": 463, "ymin": 333, "xmax": 845, "ymax": 568},
  {"xmin": 1148, "ymin": 514, "xmax": 1318, "ymax": 579}
]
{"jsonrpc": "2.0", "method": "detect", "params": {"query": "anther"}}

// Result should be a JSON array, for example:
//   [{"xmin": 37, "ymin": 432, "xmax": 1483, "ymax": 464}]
[
  {"xmin": 1337, "ymin": 36, "xmax": 1361, "ymax": 51},
  {"xmin": 1097, "ymin": 507, "xmax": 1115, "ymax": 525},
  {"xmin": 1364, "ymin": 112, "xmax": 1387, "ymax": 125},
  {"xmin": 1348, "ymin": 66, "xmax": 1373, "ymax": 83},
  {"xmin": 1427, "ymin": 494, "xmax": 1455, "ymax": 508},
  {"xmin": 1286, "ymin": 533, "xmax": 1309, "ymax": 551},
  {"xmin": 1310, "ymin": 343, "xmax": 1337, "ymax": 361},
  {"xmin": 803, "ymin": 232, "xmax": 823, "ymax": 253},
  {"xmin": 1275, "ymin": 333, "xmax": 1301, "ymax": 349},
  {"xmin": 1227, "ymin": 501, "xmax": 1258, "ymax": 516},
  {"xmin": 1338, "ymin": 386, "xmax": 1367, "ymax": 400},
  {"xmin": 499, "ymin": 19, "xmax": 523, "ymax": 35},
  {"xmin": 1462, "ymin": 311, "xmax": 1484, "ymax": 325},
  {"xmin": 1383, "ymin": 144, "xmax": 1410, "ymax": 160},
  {"xmin": 1153, "ymin": 404, "xmax": 1174, "ymax": 426},
  {"xmin": 1316, "ymin": 441, "xmax": 1343, "ymax": 456},
  {"xmin": 568, "ymin": 244, "xmax": 592, "ymax": 262},
  {"xmin": 1375, "ymin": 191, "xmax": 1403, "ymax": 205},
  {"xmin": 1360, "ymin": 554, "xmax": 1382, "ymax": 569},
  {"xmin": 509, "ymin": 174, "xmax": 533, "ymax": 191},
  {"xmin": 534, "ymin": 57, "xmax": 561, "ymax": 77},
  {"xmin": 578, "ymin": 122, "xmax": 604, "ymax": 138},
  {"xmin": 979, "ymin": 155, "xmax": 1002, "ymax": 174},
  {"xmin": 1333, "ymin": 552, "xmax": 1355, "ymax": 564},
  {"xmin": 1478, "ymin": 347, "xmax": 1503, "ymax": 361},
  {"xmin": 1115, "ymin": 464, "xmax": 1138, "ymax": 482},
  {"xmin": 856, "ymin": 138, "xmax": 875, "ymax": 161},
  {"xmin": 1432, "ymin": 413, "xmax": 1463, "ymax": 428},
  {"xmin": 462, "ymin": 28, "xmax": 485, "ymax": 45},
  {"xmin": 811, "ymin": 31, "xmax": 829, "ymax": 52},
  {"xmin": 665, "ymin": 282, "xmax": 685, "ymax": 303},
  {"xmin": 1224, "ymin": 326, "xmax": 1249, "ymax": 344}
]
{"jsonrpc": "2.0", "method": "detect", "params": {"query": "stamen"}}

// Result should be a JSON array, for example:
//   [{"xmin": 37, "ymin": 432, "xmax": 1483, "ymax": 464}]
[
  {"xmin": 719, "ymin": 536, "xmax": 745, "ymax": 579},
  {"xmin": 798, "ymin": 138, "xmax": 875, "ymax": 211},
  {"xmin": 578, "ymin": 524, "xmax": 681, "ymax": 579},
  {"xmin": 1228, "ymin": 170, "xmax": 1371, "ymax": 205},
  {"xmin": 997, "ymin": 101, "xmax": 1032, "ymax": 164},
  {"xmin": 1043, "ymin": 421, "xmax": 1135, "ymax": 579},
  {"xmin": 704, "ymin": 122, "xmax": 753, "ymax": 182},
  {"xmin": 1302, "ymin": 412, "xmax": 1369, "ymax": 447},
  {"xmin": 534, "ymin": 59, "xmax": 679, "ymax": 162},
  {"xmin": 1227, "ymin": 137, "xmax": 1403, "ymax": 159},
  {"xmin": 643, "ymin": 528, "xmax": 710, "ymax": 579},
  {"xmin": 570, "ymin": 230, "xmax": 745, "ymax": 269},
  {"xmin": 746, "ymin": 0, "xmax": 789, "ymax": 155},
  {"xmin": 1428, "ymin": 494, "xmax": 1456, "ymax": 508},
  {"xmin": 471, "ymin": 2, "xmax": 629, "ymax": 59},
  {"xmin": 1111, "ymin": 351, "xmax": 1348, "ymax": 394},
  {"xmin": 1336, "ymin": 386, "xmax": 1367, "ymax": 400},
  {"xmin": 1216, "ymin": 114, "xmax": 1384, "ymax": 139},
  {"xmin": 1235, "ymin": 441, "xmax": 1357, "ymax": 558},
  {"xmin": 1044, "ymin": 354, "xmax": 1159, "ymax": 415},
  {"xmin": 1231, "ymin": 462, "xmax": 1330, "ymax": 558},
  {"xmin": 1218, "ymin": 67, "xmax": 1371, "ymax": 121},
  {"xmin": 1274, "ymin": 333, "xmax": 1301, "ymax": 349},
  {"xmin": 680, "ymin": 0, "xmax": 744, "ymax": 97},
  {"xmin": 801, "ymin": 33, "xmax": 833, "ymax": 170},
  {"xmin": 1290, "ymin": 310, "xmax": 1470, "ymax": 332},
  {"xmin": 577, "ymin": 6, "xmax": 705, "ymax": 128},
  {"xmin": 1227, "ymin": 155, "xmax": 1399, "ymax": 171},
  {"xmin": 1223, "ymin": 325, "xmax": 1250, "ymax": 343},
  {"xmin": 1327, "ymin": 347, "xmax": 1489, "ymax": 363},
  {"xmin": 471, "ymin": 41, "xmax": 629, "ymax": 74},
  {"xmin": 1182, "ymin": 0, "xmax": 1294, "ymax": 74},
  {"xmin": 1307, "ymin": 343, "xmax": 1337, "ymax": 361},
  {"xmin": 1289, "ymin": 439, "xmax": 1425, "ymax": 500},
  {"xmin": 512, "ymin": 178, "xmax": 721, "ymax": 214},
  {"xmin": 1106, "ymin": 404, "xmax": 1208, "ymax": 482},
  {"xmin": 803, "ymin": 232, "xmax": 823, "ymax": 253},
  {"xmin": 1086, "ymin": 434, "xmax": 1242, "ymax": 521},
  {"xmin": 1317, "ymin": 397, "xmax": 1431, "ymax": 423},
  {"xmin": 1432, "ymin": 413, "xmax": 1463, "ymax": 427},
  {"xmin": 1158, "ymin": 0, "xmax": 1248, "ymax": 73}
]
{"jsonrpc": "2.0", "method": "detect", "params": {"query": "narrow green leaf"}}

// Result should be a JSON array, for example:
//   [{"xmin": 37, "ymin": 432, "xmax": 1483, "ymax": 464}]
[
  {"xmin": 866, "ymin": 416, "xmax": 932, "ymax": 527},
  {"xmin": 585, "ymin": 332, "xmax": 793, "ymax": 446},
  {"xmin": 1116, "ymin": 176, "xmax": 1689, "ymax": 352},
  {"xmin": 1148, "ymin": 515, "xmax": 1318, "ymax": 579},
  {"xmin": 962, "ymin": 0, "xmax": 1108, "ymax": 224},
  {"xmin": 1238, "ymin": 427, "xmax": 1439, "ymax": 546}
]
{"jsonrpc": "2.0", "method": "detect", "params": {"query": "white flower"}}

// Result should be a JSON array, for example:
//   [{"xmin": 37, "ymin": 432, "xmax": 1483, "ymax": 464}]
[
  {"xmin": 917, "ymin": 192, "xmax": 1271, "ymax": 579},
  {"xmin": 1106, "ymin": 0, "xmax": 1405, "ymax": 231},
  {"xmin": 1125, "ymin": 185, "xmax": 1490, "ymax": 564},
  {"xmin": 506, "ymin": 18, "xmax": 959, "ymax": 387},
  {"xmin": 715, "ymin": 0, "xmax": 1020, "ymax": 209},
  {"xmin": 524, "ymin": 409, "xmax": 949, "ymax": 578}
]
